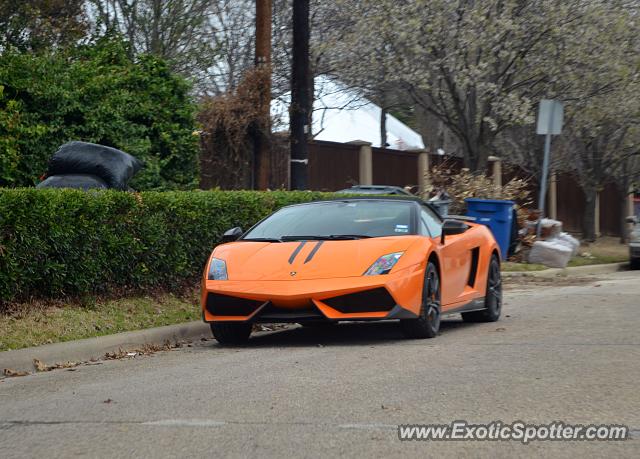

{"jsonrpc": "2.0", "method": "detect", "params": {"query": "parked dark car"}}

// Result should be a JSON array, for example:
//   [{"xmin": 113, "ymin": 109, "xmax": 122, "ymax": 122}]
[
  {"xmin": 336, "ymin": 185, "xmax": 414, "ymax": 196},
  {"xmin": 627, "ymin": 216, "xmax": 640, "ymax": 269}
]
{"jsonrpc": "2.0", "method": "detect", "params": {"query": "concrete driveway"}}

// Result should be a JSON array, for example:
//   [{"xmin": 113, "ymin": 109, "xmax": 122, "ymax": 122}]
[{"xmin": 1, "ymin": 271, "xmax": 639, "ymax": 458}]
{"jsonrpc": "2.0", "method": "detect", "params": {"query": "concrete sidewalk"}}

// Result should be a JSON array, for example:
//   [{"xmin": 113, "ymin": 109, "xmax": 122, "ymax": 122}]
[
  {"xmin": 0, "ymin": 321, "xmax": 211, "ymax": 374},
  {"xmin": 502, "ymin": 262, "xmax": 628, "ymax": 278}
]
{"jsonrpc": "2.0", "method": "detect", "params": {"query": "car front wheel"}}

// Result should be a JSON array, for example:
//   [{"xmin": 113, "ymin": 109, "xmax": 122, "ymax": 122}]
[
  {"xmin": 400, "ymin": 261, "xmax": 441, "ymax": 339},
  {"xmin": 210, "ymin": 321, "xmax": 252, "ymax": 345},
  {"xmin": 462, "ymin": 254, "xmax": 502, "ymax": 323}
]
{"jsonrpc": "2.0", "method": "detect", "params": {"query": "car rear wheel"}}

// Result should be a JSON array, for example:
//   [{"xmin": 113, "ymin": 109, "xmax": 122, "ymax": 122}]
[
  {"xmin": 631, "ymin": 257, "xmax": 640, "ymax": 270},
  {"xmin": 462, "ymin": 255, "xmax": 502, "ymax": 323},
  {"xmin": 400, "ymin": 261, "xmax": 441, "ymax": 339},
  {"xmin": 210, "ymin": 322, "xmax": 252, "ymax": 345}
]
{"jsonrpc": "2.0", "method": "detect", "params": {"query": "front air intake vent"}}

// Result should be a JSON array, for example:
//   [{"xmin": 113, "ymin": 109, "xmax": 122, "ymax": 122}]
[
  {"xmin": 206, "ymin": 293, "xmax": 264, "ymax": 316},
  {"xmin": 323, "ymin": 288, "xmax": 396, "ymax": 313},
  {"xmin": 253, "ymin": 303, "xmax": 325, "ymax": 323}
]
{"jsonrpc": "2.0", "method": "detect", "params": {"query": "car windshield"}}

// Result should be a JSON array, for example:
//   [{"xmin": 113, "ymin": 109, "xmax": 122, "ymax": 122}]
[{"xmin": 243, "ymin": 200, "xmax": 414, "ymax": 240}]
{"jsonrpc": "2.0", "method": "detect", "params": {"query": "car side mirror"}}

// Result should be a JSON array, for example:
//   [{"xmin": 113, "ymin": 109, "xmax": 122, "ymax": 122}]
[
  {"xmin": 222, "ymin": 227, "xmax": 243, "ymax": 243},
  {"xmin": 626, "ymin": 216, "xmax": 638, "ymax": 224},
  {"xmin": 440, "ymin": 219, "xmax": 469, "ymax": 244}
]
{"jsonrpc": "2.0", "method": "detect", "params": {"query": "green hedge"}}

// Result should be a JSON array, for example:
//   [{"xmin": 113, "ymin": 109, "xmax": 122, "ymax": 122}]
[{"xmin": 0, "ymin": 189, "xmax": 333, "ymax": 306}]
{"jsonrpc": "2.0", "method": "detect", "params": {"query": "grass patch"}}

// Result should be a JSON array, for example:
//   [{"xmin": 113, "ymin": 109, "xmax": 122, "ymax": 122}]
[
  {"xmin": 0, "ymin": 292, "xmax": 199, "ymax": 352},
  {"xmin": 567, "ymin": 254, "xmax": 627, "ymax": 267},
  {"xmin": 570, "ymin": 237, "xmax": 628, "ymax": 266},
  {"xmin": 501, "ymin": 262, "xmax": 547, "ymax": 272},
  {"xmin": 503, "ymin": 254, "xmax": 625, "ymax": 271}
]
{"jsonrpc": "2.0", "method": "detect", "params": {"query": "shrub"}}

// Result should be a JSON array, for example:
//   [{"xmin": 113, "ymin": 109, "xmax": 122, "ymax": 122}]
[
  {"xmin": 198, "ymin": 66, "xmax": 271, "ymax": 190},
  {"xmin": 0, "ymin": 35, "xmax": 199, "ymax": 190},
  {"xmin": 0, "ymin": 189, "xmax": 333, "ymax": 306},
  {"xmin": 422, "ymin": 163, "xmax": 533, "ymax": 215}
]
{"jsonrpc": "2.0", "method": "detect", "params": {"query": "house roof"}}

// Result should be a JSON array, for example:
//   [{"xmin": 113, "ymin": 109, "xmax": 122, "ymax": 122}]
[{"xmin": 271, "ymin": 76, "xmax": 425, "ymax": 151}]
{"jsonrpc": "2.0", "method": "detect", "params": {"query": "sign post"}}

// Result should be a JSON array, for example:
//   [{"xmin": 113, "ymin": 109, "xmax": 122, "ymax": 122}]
[{"xmin": 536, "ymin": 99, "xmax": 564, "ymax": 237}]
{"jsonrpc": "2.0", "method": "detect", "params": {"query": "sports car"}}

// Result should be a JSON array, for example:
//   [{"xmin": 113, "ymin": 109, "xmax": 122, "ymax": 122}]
[{"xmin": 201, "ymin": 197, "xmax": 502, "ymax": 344}]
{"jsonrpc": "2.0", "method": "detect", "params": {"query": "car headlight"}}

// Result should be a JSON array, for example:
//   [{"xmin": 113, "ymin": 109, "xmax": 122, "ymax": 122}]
[
  {"xmin": 208, "ymin": 257, "xmax": 228, "ymax": 280},
  {"xmin": 363, "ymin": 252, "xmax": 404, "ymax": 276}
]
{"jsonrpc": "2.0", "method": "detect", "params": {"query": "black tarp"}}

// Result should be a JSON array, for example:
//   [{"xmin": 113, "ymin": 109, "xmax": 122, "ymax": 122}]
[
  {"xmin": 47, "ymin": 141, "xmax": 143, "ymax": 190},
  {"xmin": 36, "ymin": 174, "xmax": 109, "ymax": 190}
]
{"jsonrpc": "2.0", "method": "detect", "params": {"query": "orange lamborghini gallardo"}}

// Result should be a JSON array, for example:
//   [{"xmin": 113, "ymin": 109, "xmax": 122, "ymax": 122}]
[{"xmin": 201, "ymin": 197, "xmax": 502, "ymax": 344}]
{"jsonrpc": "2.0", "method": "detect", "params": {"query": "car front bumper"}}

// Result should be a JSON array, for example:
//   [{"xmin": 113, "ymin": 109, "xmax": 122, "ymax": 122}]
[{"xmin": 201, "ymin": 264, "xmax": 424, "ymax": 322}]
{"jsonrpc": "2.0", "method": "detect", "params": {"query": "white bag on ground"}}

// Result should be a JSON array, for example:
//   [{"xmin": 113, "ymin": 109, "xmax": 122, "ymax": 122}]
[
  {"xmin": 556, "ymin": 232, "xmax": 580, "ymax": 256},
  {"xmin": 528, "ymin": 239, "xmax": 573, "ymax": 268},
  {"xmin": 539, "ymin": 218, "xmax": 563, "ymax": 237}
]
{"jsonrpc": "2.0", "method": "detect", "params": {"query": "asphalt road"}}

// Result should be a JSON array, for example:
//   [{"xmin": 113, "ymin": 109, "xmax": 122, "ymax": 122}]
[{"xmin": 1, "ymin": 271, "xmax": 639, "ymax": 458}]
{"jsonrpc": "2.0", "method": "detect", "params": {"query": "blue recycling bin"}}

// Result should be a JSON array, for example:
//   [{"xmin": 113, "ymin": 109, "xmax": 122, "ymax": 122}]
[{"xmin": 465, "ymin": 198, "xmax": 514, "ymax": 259}]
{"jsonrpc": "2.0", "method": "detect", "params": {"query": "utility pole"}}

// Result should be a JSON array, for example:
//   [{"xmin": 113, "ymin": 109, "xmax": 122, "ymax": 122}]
[
  {"xmin": 290, "ymin": 0, "xmax": 310, "ymax": 190},
  {"xmin": 254, "ymin": 0, "xmax": 272, "ymax": 190}
]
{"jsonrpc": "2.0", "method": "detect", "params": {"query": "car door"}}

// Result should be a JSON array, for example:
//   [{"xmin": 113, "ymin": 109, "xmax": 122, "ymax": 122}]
[{"xmin": 418, "ymin": 206, "xmax": 473, "ymax": 308}]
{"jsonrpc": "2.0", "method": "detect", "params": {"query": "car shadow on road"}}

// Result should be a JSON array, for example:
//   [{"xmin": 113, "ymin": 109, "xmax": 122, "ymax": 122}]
[{"xmin": 205, "ymin": 319, "xmax": 477, "ymax": 349}]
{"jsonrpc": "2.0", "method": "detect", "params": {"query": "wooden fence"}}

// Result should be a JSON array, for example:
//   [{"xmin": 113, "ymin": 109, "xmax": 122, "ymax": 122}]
[
  {"xmin": 218, "ymin": 138, "xmax": 627, "ymax": 236},
  {"xmin": 371, "ymin": 147, "xmax": 420, "ymax": 186},
  {"xmin": 308, "ymin": 141, "xmax": 360, "ymax": 190}
]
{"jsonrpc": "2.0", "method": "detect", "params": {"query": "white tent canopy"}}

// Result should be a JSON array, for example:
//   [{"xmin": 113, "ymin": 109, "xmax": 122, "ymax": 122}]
[{"xmin": 271, "ymin": 76, "xmax": 425, "ymax": 151}]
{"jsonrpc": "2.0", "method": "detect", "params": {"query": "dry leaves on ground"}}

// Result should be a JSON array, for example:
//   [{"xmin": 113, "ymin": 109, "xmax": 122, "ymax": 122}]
[
  {"xmin": 3, "ymin": 368, "xmax": 30, "ymax": 377},
  {"xmin": 104, "ymin": 341, "xmax": 178, "ymax": 360},
  {"xmin": 33, "ymin": 358, "xmax": 80, "ymax": 372}
]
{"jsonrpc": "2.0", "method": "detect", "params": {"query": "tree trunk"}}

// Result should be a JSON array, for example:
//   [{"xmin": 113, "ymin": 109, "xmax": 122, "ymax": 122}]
[
  {"xmin": 414, "ymin": 103, "xmax": 442, "ymax": 153},
  {"xmin": 253, "ymin": 0, "xmax": 272, "ymax": 190},
  {"xmin": 150, "ymin": 0, "xmax": 162, "ymax": 56},
  {"xmin": 583, "ymin": 188, "xmax": 598, "ymax": 241},
  {"xmin": 290, "ymin": 0, "xmax": 310, "ymax": 190},
  {"xmin": 463, "ymin": 141, "xmax": 490, "ymax": 173},
  {"xmin": 462, "ymin": 142, "xmax": 476, "ymax": 170},
  {"xmin": 380, "ymin": 107, "xmax": 387, "ymax": 148}
]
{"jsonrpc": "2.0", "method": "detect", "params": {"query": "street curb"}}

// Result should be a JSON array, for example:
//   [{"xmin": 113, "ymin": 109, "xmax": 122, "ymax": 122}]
[
  {"xmin": 502, "ymin": 262, "xmax": 628, "ymax": 279},
  {"xmin": 1, "ymin": 262, "xmax": 629, "ymax": 374},
  {"xmin": 0, "ymin": 321, "xmax": 211, "ymax": 374}
]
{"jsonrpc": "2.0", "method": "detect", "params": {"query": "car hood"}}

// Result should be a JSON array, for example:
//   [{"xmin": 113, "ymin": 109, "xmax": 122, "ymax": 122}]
[{"xmin": 213, "ymin": 236, "xmax": 424, "ymax": 281}]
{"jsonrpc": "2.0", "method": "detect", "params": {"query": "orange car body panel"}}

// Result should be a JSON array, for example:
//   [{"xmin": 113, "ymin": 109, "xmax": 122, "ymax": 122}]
[{"xmin": 201, "ymin": 221, "xmax": 499, "ymax": 323}]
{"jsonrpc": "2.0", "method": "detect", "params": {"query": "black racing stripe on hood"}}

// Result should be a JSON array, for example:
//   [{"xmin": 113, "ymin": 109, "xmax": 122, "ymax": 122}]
[
  {"xmin": 304, "ymin": 241, "xmax": 324, "ymax": 264},
  {"xmin": 288, "ymin": 241, "xmax": 307, "ymax": 264}
]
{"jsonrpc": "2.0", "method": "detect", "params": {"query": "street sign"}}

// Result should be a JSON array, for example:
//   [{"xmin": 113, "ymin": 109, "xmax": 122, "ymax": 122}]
[
  {"xmin": 536, "ymin": 99, "xmax": 564, "ymax": 135},
  {"xmin": 536, "ymin": 99, "xmax": 563, "ymax": 237}
]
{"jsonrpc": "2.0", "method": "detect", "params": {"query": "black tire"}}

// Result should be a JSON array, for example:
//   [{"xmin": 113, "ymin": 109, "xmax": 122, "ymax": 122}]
[
  {"xmin": 462, "ymin": 255, "xmax": 502, "ymax": 323},
  {"xmin": 400, "ymin": 261, "xmax": 441, "ymax": 339},
  {"xmin": 630, "ymin": 258, "xmax": 640, "ymax": 270},
  {"xmin": 210, "ymin": 322, "xmax": 252, "ymax": 345}
]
